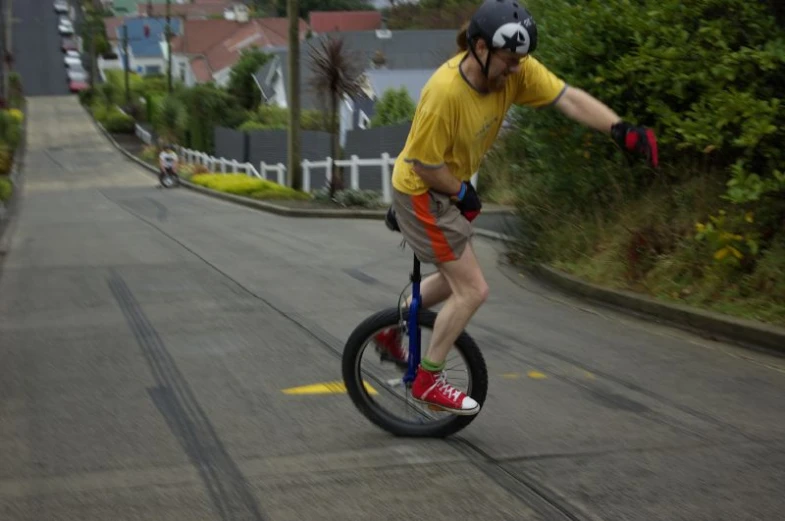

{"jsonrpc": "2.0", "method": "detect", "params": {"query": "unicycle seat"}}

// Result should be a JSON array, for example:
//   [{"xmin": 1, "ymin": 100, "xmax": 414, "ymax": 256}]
[{"xmin": 385, "ymin": 207, "xmax": 401, "ymax": 233}]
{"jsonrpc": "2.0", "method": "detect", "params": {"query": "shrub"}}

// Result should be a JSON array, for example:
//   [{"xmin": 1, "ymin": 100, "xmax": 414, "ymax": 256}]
[
  {"xmin": 6, "ymin": 109, "xmax": 23, "ymax": 125},
  {"xmin": 190, "ymin": 173, "xmax": 311, "ymax": 200},
  {"xmin": 0, "ymin": 177, "xmax": 11, "ymax": 202},
  {"xmin": 78, "ymin": 87, "xmax": 95, "ymax": 106},
  {"xmin": 0, "ymin": 144, "xmax": 12, "ymax": 175},
  {"xmin": 238, "ymin": 105, "xmax": 329, "ymax": 132},
  {"xmin": 103, "ymin": 109, "xmax": 135, "ymax": 133},
  {"xmin": 312, "ymin": 187, "xmax": 385, "ymax": 208},
  {"xmin": 140, "ymin": 144, "xmax": 158, "ymax": 163},
  {"xmin": 0, "ymin": 110, "xmax": 21, "ymax": 150},
  {"xmin": 504, "ymin": 0, "xmax": 785, "ymax": 261},
  {"xmin": 251, "ymin": 187, "xmax": 311, "ymax": 201}
]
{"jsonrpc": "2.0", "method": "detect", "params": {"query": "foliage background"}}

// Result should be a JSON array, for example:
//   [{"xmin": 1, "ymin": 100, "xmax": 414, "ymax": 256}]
[{"xmin": 483, "ymin": 0, "xmax": 785, "ymax": 324}]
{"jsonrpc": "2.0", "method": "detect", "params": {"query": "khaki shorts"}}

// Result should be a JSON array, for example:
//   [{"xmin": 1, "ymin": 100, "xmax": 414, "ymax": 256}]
[{"xmin": 392, "ymin": 188, "xmax": 473, "ymax": 264}]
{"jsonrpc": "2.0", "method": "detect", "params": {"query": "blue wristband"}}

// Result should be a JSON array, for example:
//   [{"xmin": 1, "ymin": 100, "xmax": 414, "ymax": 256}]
[{"xmin": 456, "ymin": 183, "xmax": 467, "ymax": 201}]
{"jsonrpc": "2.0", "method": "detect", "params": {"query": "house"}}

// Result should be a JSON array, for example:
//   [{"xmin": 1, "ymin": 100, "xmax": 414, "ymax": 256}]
[
  {"xmin": 253, "ymin": 29, "xmax": 457, "ymax": 109},
  {"xmin": 99, "ymin": 16, "xmax": 183, "ymax": 79},
  {"xmin": 308, "ymin": 11, "xmax": 382, "ymax": 34},
  {"xmin": 104, "ymin": 0, "xmax": 166, "ymax": 16},
  {"xmin": 363, "ymin": 68, "xmax": 434, "ymax": 104},
  {"xmin": 169, "ymin": 14, "xmax": 309, "ymax": 87},
  {"xmin": 252, "ymin": 29, "xmax": 458, "ymax": 138},
  {"xmin": 136, "ymin": 0, "xmax": 233, "ymax": 18}
]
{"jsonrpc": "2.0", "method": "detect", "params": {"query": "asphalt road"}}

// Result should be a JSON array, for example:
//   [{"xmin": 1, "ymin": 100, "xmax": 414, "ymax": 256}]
[
  {"xmin": 2, "ymin": 96, "xmax": 785, "ymax": 521},
  {"xmin": 12, "ymin": 0, "xmax": 72, "ymax": 96}
]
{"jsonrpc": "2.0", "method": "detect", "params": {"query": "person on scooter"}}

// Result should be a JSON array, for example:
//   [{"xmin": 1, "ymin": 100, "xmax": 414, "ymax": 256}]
[{"xmin": 158, "ymin": 143, "xmax": 179, "ymax": 186}]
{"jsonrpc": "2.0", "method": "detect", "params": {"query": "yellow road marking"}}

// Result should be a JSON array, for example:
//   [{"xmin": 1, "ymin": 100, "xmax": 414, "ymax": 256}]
[
  {"xmin": 527, "ymin": 370, "xmax": 547, "ymax": 379},
  {"xmin": 501, "ymin": 372, "xmax": 521, "ymax": 379},
  {"xmin": 281, "ymin": 381, "xmax": 378, "ymax": 395}
]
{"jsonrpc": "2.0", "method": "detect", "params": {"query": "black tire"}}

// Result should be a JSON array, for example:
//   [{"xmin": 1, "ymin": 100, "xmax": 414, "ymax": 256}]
[
  {"xmin": 342, "ymin": 307, "xmax": 488, "ymax": 438},
  {"xmin": 161, "ymin": 174, "xmax": 178, "ymax": 188}
]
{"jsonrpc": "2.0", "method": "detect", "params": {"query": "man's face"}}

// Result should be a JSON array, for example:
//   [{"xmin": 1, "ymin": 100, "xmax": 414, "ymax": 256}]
[
  {"xmin": 486, "ymin": 49, "xmax": 524, "ymax": 91},
  {"xmin": 472, "ymin": 40, "xmax": 525, "ymax": 92}
]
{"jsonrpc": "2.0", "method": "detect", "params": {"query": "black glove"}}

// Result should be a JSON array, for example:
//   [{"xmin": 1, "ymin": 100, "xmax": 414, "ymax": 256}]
[
  {"xmin": 611, "ymin": 121, "xmax": 659, "ymax": 168},
  {"xmin": 453, "ymin": 181, "xmax": 482, "ymax": 222}
]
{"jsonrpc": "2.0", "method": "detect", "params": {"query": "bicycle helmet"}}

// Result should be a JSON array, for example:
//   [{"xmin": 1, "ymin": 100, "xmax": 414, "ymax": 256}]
[{"xmin": 466, "ymin": 0, "xmax": 538, "ymax": 77}]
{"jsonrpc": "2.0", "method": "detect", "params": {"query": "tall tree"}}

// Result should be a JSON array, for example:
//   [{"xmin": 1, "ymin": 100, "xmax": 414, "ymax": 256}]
[
  {"xmin": 227, "ymin": 47, "xmax": 272, "ymax": 110},
  {"xmin": 370, "ymin": 87, "xmax": 416, "ymax": 127},
  {"xmin": 307, "ymin": 36, "xmax": 365, "ymax": 197}
]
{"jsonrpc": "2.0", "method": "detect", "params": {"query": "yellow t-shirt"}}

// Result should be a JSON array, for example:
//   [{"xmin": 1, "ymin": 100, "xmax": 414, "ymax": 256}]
[{"xmin": 391, "ymin": 52, "xmax": 567, "ymax": 195}]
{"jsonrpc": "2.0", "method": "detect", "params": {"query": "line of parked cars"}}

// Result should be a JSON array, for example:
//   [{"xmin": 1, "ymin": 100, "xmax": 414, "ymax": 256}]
[{"xmin": 55, "ymin": 0, "xmax": 90, "ymax": 93}]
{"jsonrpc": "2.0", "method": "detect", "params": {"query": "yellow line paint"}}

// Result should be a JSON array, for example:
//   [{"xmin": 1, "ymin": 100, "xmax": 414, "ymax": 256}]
[
  {"xmin": 281, "ymin": 381, "xmax": 378, "ymax": 395},
  {"xmin": 584, "ymin": 371, "xmax": 596, "ymax": 380},
  {"xmin": 527, "ymin": 371, "xmax": 547, "ymax": 380}
]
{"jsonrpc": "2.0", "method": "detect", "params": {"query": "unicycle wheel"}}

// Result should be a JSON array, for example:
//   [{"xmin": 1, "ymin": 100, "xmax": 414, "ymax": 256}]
[{"xmin": 342, "ymin": 307, "xmax": 488, "ymax": 438}]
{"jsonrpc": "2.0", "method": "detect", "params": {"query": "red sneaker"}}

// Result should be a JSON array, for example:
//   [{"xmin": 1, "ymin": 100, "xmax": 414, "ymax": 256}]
[
  {"xmin": 411, "ymin": 368, "xmax": 480, "ymax": 415},
  {"xmin": 373, "ymin": 328, "xmax": 407, "ymax": 368}
]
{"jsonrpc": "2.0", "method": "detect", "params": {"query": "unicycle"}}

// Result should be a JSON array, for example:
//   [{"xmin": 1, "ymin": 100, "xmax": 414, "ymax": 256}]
[
  {"xmin": 160, "ymin": 167, "xmax": 180, "ymax": 188},
  {"xmin": 341, "ymin": 209, "xmax": 488, "ymax": 437}
]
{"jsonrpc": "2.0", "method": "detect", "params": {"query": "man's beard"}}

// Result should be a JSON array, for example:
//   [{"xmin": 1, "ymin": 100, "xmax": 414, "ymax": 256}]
[{"xmin": 488, "ymin": 73, "xmax": 508, "ymax": 92}]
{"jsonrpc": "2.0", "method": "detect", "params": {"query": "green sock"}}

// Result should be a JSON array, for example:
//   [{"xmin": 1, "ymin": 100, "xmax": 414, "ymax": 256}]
[{"xmin": 421, "ymin": 358, "xmax": 445, "ymax": 372}]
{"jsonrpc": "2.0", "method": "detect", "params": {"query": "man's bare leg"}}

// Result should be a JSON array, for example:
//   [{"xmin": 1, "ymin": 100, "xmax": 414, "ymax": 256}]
[
  {"xmin": 405, "ymin": 272, "xmax": 451, "ymax": 309},
  {"xmin": 423, "ymin": 244, "xmax": 488, "ymax": 365}
]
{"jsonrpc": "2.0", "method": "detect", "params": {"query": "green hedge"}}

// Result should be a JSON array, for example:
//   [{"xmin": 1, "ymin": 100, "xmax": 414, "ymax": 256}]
[
  {"xmin": 103, "ymin": 108, "xmax": 135, "ymax": 133},
  {"xmin": 190, "ymin": 173, "xmax": 311, "ymax": 200},
  {"xmin": 0, "ymin": 177, "xmax": 11, "ymax": 202},
  {"xmin": 504, "ymin": 0, "xmax": 785, "ymax": 257},
  {"xmin": 492, "ymin": 0, "xmax": 785, "ymax": 323}
]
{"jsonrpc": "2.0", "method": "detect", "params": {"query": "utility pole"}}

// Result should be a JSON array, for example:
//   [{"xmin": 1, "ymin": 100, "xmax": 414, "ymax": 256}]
[
  {"xmin": 3, "ymin": 0, "xmax": 12, "ymax": 102},
  {"xmin": 166, "ymin": 0, "xmax": 172, "ymax": 92},
  {"xmin": 287, "ymin": 0, "xmax": 301, "ymax": 189},
  {"xmin": 123, "ymin": 23, "xmax": 130, "ymax": 106}
]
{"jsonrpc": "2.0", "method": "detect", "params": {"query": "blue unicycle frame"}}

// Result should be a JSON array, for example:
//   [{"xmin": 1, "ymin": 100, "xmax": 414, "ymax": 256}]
[{"xmin": 403, "ymin": 254, "xmax": 423, "ymax": 385}]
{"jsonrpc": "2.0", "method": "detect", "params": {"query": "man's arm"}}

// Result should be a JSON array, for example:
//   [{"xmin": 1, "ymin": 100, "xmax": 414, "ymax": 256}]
[
  {"xmin": 552, "ymin": 86, "xmax": 659, "ymax": 167},
  {"xmin": 412, "ymin": 162, "xmax": 463, "ymax": 196},
  {"xmin": 553, "ymin": 86, "xmax": 621, "ymax": 133}
]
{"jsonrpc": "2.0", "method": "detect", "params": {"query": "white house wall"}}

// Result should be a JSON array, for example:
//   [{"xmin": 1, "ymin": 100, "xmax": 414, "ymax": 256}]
[
  {"xmin": 132, "ymin": 56, "xmax": 167, "ymax": 76},
  {"xmin": 212, "ymin": 66, "xmax": 231, "ymax": 87},
  {"xmin": 172, "ymin": 55, "xmax": 197, "ymax": 87}
]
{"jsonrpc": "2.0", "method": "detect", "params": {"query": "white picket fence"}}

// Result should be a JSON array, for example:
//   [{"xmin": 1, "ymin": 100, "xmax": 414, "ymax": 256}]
[{"xmin": 136, "ymin": 124, "xmax": 478, "ymax": 203}]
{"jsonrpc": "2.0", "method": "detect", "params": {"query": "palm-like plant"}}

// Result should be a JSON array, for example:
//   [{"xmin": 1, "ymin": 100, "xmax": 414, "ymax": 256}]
[{"xmin": 307, "ymin": 36, "xmax": 366, "ymax": 197}]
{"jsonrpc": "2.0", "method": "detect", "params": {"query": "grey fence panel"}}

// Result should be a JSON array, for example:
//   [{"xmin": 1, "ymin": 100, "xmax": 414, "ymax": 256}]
[
  {"xmin": 247, "ymin": 130, "xmax": 288, "ymax": 167},
  {"xmin": 214, "ymin": 127, "xmax": 248, "ymax": 163},
  {"xmin": 247, "ymin": 129, "xmax": 333, "ymax": 186},
  {"xmin": 343, "ymin": 122, "xmax": 411, "ymax": 191},
  {"xmin": 302, "ymin": 131, "xmax": 332, "ymax": 190}
]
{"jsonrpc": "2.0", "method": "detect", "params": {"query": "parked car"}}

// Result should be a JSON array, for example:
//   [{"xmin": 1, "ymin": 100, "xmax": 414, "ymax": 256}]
[
  {"xmin": 58, "ymin": 19, "xmax": 74, "ymax": 36},
  {"xmin": 54, "ymin": 0, "xmax": 69, "ymax": 14},
  {"xmin": 66, "ymin": 64, "xmax": 88, "ymax": 83},
  {"xmin": 69, "ymin": 78, "xmax": 89, "ymax": 93},
  {"xmin": 61, "ymin": 37, "xmax": 78, "ymax": 52},
  {"xmin": 68, "ymin": 69, "xmax": 88, "ymax": 87},
  {"xmin": 64, "ymin": 50, "xmax": 81, "ymax": 68}
]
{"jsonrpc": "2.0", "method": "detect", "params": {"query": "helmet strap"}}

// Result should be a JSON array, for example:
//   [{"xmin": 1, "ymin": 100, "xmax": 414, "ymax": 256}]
[{"xmin": 468, "ymin": 37, "xmax": 492, "ymax": 79}]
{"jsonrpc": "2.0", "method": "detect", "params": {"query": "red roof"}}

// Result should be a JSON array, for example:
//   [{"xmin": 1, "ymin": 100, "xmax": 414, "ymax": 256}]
[
  {"xmin": 104, "ymin": 17, "xmax": 125, "ymax": 41},
  {"xmin": 171, "ymin": 17, "xmax": 309, "ymax": 81},
  {"xmin": 309, "ymin": 11, "xmax": 382, "ymax": 33},
  {"xmin": 136, "ymin": 1, "xmax": 231, "ymax": 17},
  {"xmin": 190, "ymin": 57, "xmax": 212, "ymax": 83}
]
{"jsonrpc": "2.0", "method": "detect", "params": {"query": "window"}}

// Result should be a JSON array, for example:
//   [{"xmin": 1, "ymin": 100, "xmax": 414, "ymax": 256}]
[
  {"xmin": 146, "ymin": 65, "xmax": 161, "ymax": 75},
  {"xmin": 358, "ymin": 111, "xmax": 371, "ymax": 130}
]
